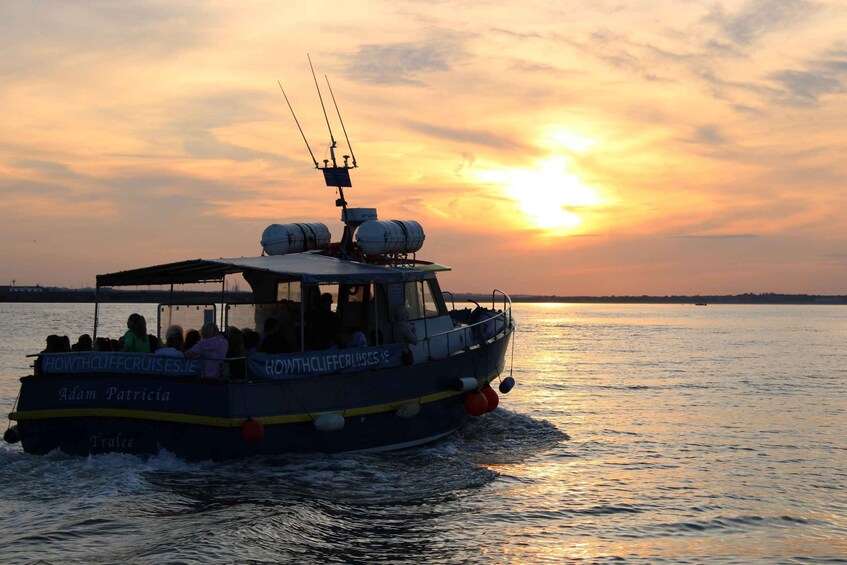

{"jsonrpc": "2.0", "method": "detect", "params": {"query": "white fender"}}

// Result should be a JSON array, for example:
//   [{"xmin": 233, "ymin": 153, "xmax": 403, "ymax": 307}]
[{"xmin": 313, "ymin": 412, "xmax": 345, "ymax": 432}]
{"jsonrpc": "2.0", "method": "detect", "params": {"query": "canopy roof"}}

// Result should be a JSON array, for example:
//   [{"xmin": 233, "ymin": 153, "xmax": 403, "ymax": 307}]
[{"xmin": 97, "ymin": 253, "xmax": 433, "ymax": 287}]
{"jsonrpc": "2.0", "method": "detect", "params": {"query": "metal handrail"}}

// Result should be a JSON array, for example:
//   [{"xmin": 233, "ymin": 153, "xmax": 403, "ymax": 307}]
[
  {"xmin": 442, "ymin": 291, "xmax": 456, "ymax": 310},
  {"xmin": 422, "ymin": 293, "xmax": 513, "ymax": 360}
]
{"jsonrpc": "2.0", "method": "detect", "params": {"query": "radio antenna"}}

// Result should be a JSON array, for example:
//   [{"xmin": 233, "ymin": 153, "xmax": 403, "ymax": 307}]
[
  {"xmin": 308, "ymin": 53, "xmax": 337, "ymax": 167},
  {"xmin": 325, "ymin": 75, "xmax": 358, "ymax": 168},
  {"xmin": 277, "ymin": 80, "xmax": 318, "ymax": 168}
]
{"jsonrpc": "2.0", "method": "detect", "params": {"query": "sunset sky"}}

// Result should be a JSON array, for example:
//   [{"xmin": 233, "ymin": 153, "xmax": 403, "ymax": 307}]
[{"xmin": 2, "ymin": 1, "xmax": 846, "ymax": 295}]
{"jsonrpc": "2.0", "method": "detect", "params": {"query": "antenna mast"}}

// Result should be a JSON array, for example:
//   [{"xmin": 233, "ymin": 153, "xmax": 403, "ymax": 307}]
[
  {"xmin": 279, "ymin": 56, "xmax": 362, "ymax": 257},
  {"xmin": 326, "ymin": 75, "xmax": 357, "ymax": 168},
  {"xmin": 305, "ymin": 53, "xmax": 354, "ymax": 210},
  {"xmin": 278, "ymin": 81, "xmax": 318, "ymax": 168}
]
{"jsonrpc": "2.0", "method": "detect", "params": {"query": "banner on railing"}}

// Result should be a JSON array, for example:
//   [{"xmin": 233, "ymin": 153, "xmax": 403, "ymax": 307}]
[
  {"xmin": 248, "ymin": 345, "xmax": 404, "ymax": 380},
  {"xmin": 39, "ymin": 352, "xmax": 203, "ymax": 377}
]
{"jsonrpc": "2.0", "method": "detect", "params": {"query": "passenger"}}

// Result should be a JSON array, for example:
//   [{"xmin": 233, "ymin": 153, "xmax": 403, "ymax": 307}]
[
  {"xmin": 185, "ymin": 323, "xmax": 229, "ymax": 379},
  {"xmin": 42, "ymin": 334, "xmax": 64, "ymax": 353},
  {"xmin": 392, "ymin": 305, "xmax": 417, "ymax": 364},
  {"xmin": 225, "ymin": 327, "xmax": 246, "ymax": 379},
  {"xmin": 391, "ymin": 305, "xmax": 418, "ymax": 345},
  {"xmin": 306, "ymin": 293, "xmax": 341, "ymax": 350},
  {"xmin": 72, "ymin": 334, "xmax": 93, "ymax": 352},
  {"xmin": 155, "ymin": 325, "xmax": 185, "ymax": 357},
  {"xmin": 259, "ymin": 318, "xmax": 278, "ymax": 349},
  {"xmin": 60, "ymin": 335, "xmax": 72, "ymax": 352},
  {"xmin": 349, "ymin": 330, "xmax": 368, "ymax": 348},
  {"xmin": 261, "ymin": 327, "xmax": 291, "ymax": 354},
  {"xmin": 183, "ymin": 329, "xmax": 201, "ymax": 351},
  {"xmin": 122, "ymin": 313, "xmax": 150, "ymax": 353},
  {"xmin": 242, "ymin": 328, "xmax": 261, "ymax": 355},
  {"xmin": 147, "ymin": 333, "xmax": 160, "ymax": 353},
  {"xmin": 35, "ymin": 334, "xmax": 65, "ymax": 375},
  {"xmin": 275, "ymin": 300, "xmax": 298, "ymax": 351},
  {"xmin": 93, "ymin": 337, "xmax": 113, "ymax": 352}
]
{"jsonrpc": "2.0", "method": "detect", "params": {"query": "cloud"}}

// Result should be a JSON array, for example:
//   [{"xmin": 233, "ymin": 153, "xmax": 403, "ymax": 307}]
[
  {"xmin": 0, "ymin": 3, "xmax": 214, "ymax": 79},
  {"xmin": 14, "ymin": 160, "xmax": 77, "ymax": 177},
  {"xmin": 704, "ymin": 0, "xmax": 819, "ymax": 46},
  {"xmin": 691, "ymin": 125, "xmax": 728, "ymax": 146},
  {"xmin": 346, "ymin": 32, "xmax": 467, "ymax": 85},
  {"xmin": 401, "ymin": 120, "xmax": 524, "ymax": 150},
  {"xmin": 673, "ymin": 233, "xmax": 760, "ymax": 239},
  {"xmin": 767, "ymin": 45, "xmax": 847, "ymax": 105},
  {"xmin": 182, "ymin": 130, "xmax": 280, "ymax": 162},
  {"xmin": 769, "ymin": 70, "xmax": 843, "ymax": 105}
]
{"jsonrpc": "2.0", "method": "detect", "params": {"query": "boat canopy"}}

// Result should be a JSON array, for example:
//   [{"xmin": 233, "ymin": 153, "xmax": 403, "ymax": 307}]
[{"xmin": 96, "ymin": 253, "xmax": 430, "ymax": 287}]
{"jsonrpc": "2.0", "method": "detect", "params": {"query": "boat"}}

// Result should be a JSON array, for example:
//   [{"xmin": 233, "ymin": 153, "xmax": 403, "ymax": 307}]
[{"xmin": 4, "ymin": 82, "xmax": 516, "ymax": 460}]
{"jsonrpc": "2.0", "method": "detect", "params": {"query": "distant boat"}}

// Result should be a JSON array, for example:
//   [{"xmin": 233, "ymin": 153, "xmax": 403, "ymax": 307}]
[{"xmin": 695, "ymin": 302, "xmax": 707, "ymax": 306}]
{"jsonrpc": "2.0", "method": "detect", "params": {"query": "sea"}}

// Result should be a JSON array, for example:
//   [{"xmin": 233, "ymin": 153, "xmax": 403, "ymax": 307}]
[{"xmin": 0, "ymin": 302, "xmax": 845, "ymax": 564}]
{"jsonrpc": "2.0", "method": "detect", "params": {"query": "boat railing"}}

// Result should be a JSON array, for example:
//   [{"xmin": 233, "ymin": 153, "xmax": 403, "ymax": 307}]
[
  {"xmin": 492, "ymin": 289, "xmax": 512, "ymax": 332},
  {"xmin": 425, "ymin": 295, "xmax": 513, "ymax": 360},
  {"xmin": 442, "ymin": 291, "xmax": 456, "ymax": 311}
]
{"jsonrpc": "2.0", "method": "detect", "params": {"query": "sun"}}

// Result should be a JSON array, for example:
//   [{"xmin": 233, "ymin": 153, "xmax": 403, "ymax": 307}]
[{"xmin": 476, "ymin": 156, "xmax": 602, "ymax": 234}]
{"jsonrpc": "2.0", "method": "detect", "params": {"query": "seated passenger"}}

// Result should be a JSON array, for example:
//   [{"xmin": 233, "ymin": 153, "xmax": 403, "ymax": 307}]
[
  {"xmin": 122, "ymin": 313, "xmax": 150, "ymax": 353},
  {"xmin": 260, "ymin": 328, "xmax": 292, "ymax": 354},
  {"xmin": 391, "ymin": 305, "xmax": 418, "ymax": 345},
  {"xmin": 185, "ymin": 323, "xmax": 229, "ymax": 379},
  {"xmin": 94, "ymin": 337, "xmax": 113, "ymax": 351},
  {"xmin": 259, "ymin": 318, "xmax": 278, "ymax": 350},
  {"xmin": 147, "ymin": 334, "xmax": 160, "ymax": 353},
  {"xmin": 242, "ymin": 329, "xmax": 261, "ymax": 355},
  {"xmin": 349, "ymin": 330, "xmax": 368, "ymax": 348},
  {"xmin": 183, "ymin": 329, "xmax": 201, "ymax": 351},
  {"xmin": 306, "ymin": 293, "xmax": 341, "ymax": 350},
  {"xmin": 225, "ymin": 327, "xmax": 246, "ymax": 379},
  {"xmin": 155, "ymin": 325, "xmax": 185, "ymax": 357},
  {"xmin": 42, "ymin": 334, "xmax": 65, "ymax": 353},
  {"xmin": 72, "ymin": 334, "xmax": 92, "ymax": 352}
]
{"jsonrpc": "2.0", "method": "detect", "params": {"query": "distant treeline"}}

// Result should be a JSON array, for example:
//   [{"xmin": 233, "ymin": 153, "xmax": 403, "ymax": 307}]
[
  {"xmin": 0, "ymin": 288, "xmax": 844, "ymax": 305},
  {"xmin": 449, "ymin": 292, "xmax": 847, "ymax": 305}
]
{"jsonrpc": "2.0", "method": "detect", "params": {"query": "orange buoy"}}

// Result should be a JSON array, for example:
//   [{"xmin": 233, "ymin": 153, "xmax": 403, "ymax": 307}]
[
  {"xmin": 464, "ymin": 391, "xmax": 488, "ymax": 416},
  {"xmin": 241, "ymin": 418, "xmax": 265, "ymax": 443},
  {"xmin": 481, "ymin": 386, "xmax": 499, "ymax": 412}
]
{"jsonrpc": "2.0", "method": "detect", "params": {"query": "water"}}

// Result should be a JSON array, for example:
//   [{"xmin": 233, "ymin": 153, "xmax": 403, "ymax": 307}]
[{"xmin": 1, "ymin": 303, "xmax": 846, "ymax": 563}]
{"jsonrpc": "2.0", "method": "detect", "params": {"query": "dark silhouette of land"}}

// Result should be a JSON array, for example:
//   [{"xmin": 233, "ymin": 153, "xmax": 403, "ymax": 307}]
[{"xmin": 1, "ymin": 286, "xmax": 844, "ymax": 305}]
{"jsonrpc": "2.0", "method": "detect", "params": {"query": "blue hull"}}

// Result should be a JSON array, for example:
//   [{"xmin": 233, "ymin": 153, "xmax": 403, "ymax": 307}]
[{"xmin": 11, "ymin": 336, "xmax": 511, "ymax": 460}]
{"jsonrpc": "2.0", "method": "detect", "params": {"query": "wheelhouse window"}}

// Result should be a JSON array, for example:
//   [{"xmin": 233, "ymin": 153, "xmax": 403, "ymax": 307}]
[
  {"xmin": 277, "ymin": 281, "xmax": 300, "ymax": 301},
  {"xmin": 404, "ymin": 280, "xmax": 446, "ymax": 320}
]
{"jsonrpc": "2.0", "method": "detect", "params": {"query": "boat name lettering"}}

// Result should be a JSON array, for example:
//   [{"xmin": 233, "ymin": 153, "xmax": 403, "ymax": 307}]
[
  {"xmin": 41, "ymin": 352, "xmax": 201, "ymax": 376},
  {"xmin": 89, "ymin": 433, "xmax": 134, "ymax": 449},
  {"xmin": 58, "ymin": 386, "xmax": 97, "ymax": 401},
  {"xmin": 57, "ymin": 385, "xmax": 173, "ymax": 403},
  {"xmin": 105, "ymin": 386, "xmax": 172, "ymax": 402}
]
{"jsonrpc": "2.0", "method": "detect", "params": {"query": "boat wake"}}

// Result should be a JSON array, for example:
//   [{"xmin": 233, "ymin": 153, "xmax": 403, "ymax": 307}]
[{"xmin": 0, "ymin": 409, "xmax": 565, "ymax": 508}]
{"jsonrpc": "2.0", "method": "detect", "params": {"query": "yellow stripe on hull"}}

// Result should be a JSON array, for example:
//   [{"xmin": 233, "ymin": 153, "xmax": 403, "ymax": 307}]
[{"xmin": 9, "ymin": 389, "xmax": 465, "ymax": 428}]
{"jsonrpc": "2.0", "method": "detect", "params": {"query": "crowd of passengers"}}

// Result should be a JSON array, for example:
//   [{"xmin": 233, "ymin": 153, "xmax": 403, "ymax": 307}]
[{"xmin": 37, "ymin": 294, "xmax": 414, "ymax": 379}]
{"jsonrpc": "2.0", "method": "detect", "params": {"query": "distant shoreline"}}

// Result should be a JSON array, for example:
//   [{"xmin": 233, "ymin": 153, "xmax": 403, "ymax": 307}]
[{"xmin": 0, "ymin": 287, "xmax": 844, "ymax": 305}]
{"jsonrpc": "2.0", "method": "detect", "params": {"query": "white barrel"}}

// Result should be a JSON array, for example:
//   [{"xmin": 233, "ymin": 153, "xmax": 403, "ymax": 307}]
[
  {"xmin": 356, "ymin": 220, "xmax": 425, "ymax": 255},
  {"xmin": 261, "ymin": 222, "xmax": 331, "ymax": 256}
]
